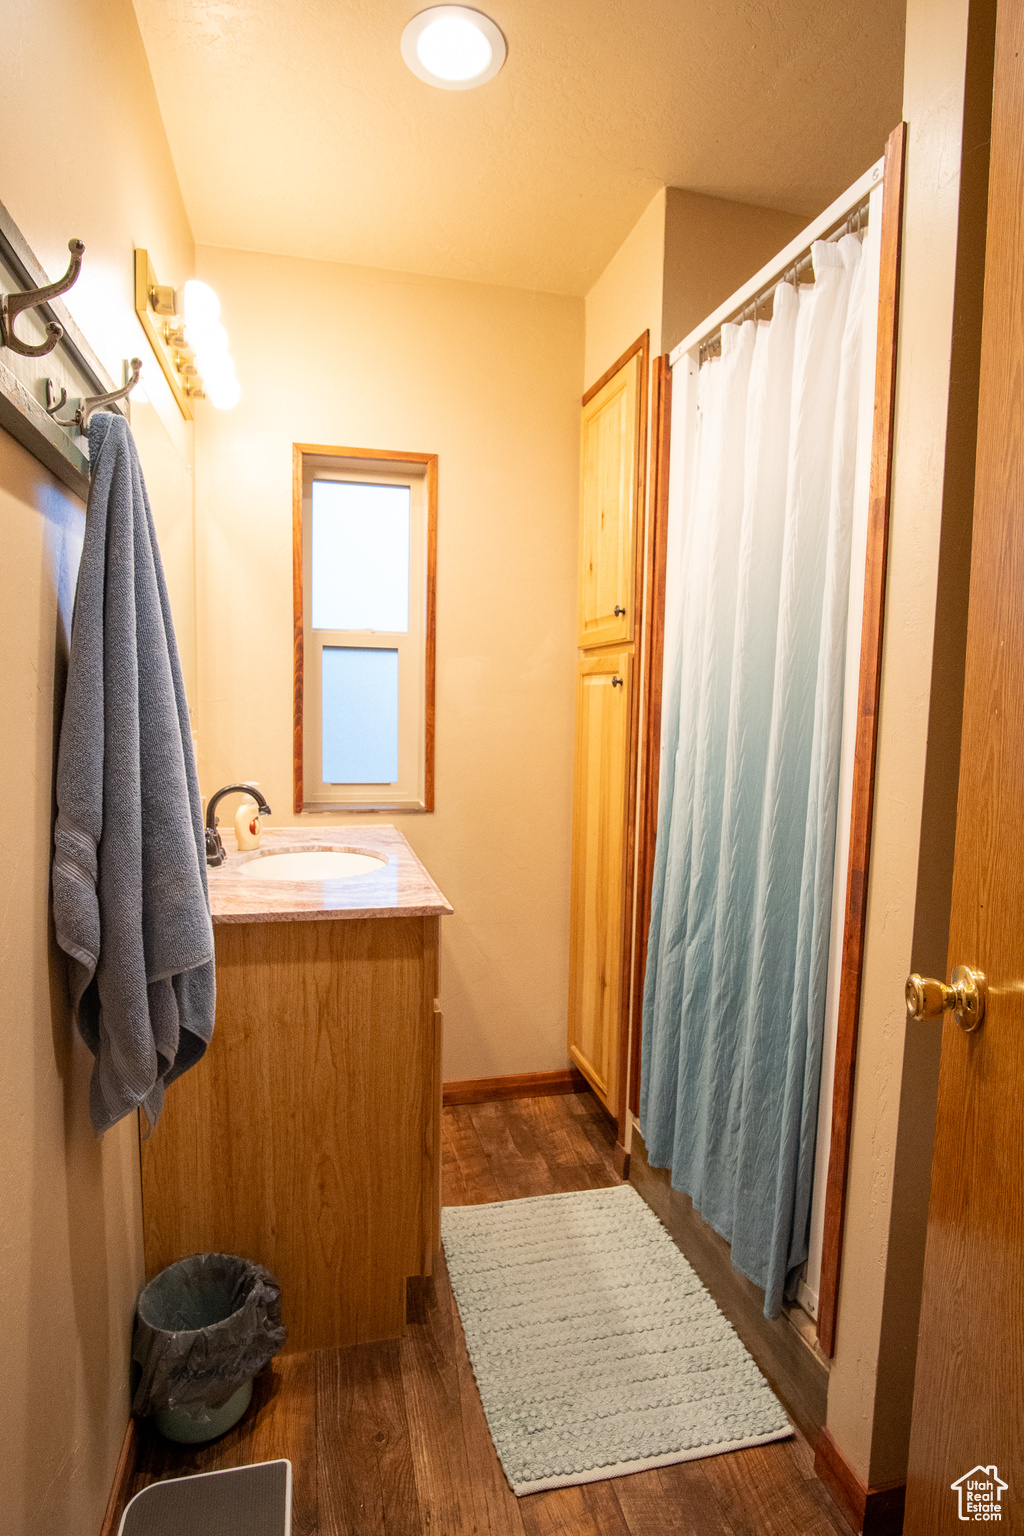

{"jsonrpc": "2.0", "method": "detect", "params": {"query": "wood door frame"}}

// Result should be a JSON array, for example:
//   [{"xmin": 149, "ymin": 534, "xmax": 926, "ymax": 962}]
[
  {"xmin": 574, "ymin": 331, "xmax": 649, "ymax": 1137},
  {"xmin": 291, "ymin": 442, "xmax": 438, "ymax": 816},
  {"xmin": 582, "ymin": 330, "xmax": 650, "ymax": 410},
  {"xmin": 624, "ymin": 351, "xmax": 672, "ymax": 1127},
  {"xmin": 816, "ymin": 121, "xmax": 906, "ymax": 1355},
  {"xmin": 614, "ymin": 333, "xmax": 650, "ymax": 1140},
  {"xmin": 625, "ymin": 125, "xmax": 907, "ymax": 1355}
]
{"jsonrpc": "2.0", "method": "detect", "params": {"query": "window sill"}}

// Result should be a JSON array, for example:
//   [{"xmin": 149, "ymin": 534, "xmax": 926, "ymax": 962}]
[{"xmin": 300, "ymin": 801, "xmax": 430, "ymax": 815}]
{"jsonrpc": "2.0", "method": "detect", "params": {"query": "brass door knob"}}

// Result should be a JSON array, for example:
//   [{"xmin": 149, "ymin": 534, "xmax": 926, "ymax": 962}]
[{"xmin": 905, "ymin": 965, "xmax": 986, "ymax": 1031}]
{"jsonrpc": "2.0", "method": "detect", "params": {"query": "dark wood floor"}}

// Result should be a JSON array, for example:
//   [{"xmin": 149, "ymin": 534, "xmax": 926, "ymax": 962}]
[{"xmin": 121, "ymin": 1092, "xmax": 856, "ymax": 1535}]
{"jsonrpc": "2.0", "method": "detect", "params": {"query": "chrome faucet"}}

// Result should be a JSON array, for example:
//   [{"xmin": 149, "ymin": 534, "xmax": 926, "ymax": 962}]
[{"xmin": 205, "ymin": 783, "xmax": 272, "ymax": 866}]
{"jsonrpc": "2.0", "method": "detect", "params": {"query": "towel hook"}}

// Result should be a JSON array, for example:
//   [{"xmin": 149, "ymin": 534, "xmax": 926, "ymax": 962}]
[
  {"xmin": 1, "ymin": 238, "xmax": 85, "ymax": 358},
  {"xmin": 45, "ymin": 357, "xmax": 143, "ymax": 431}
]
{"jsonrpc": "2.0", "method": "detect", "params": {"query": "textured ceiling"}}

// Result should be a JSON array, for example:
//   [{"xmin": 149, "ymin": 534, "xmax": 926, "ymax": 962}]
[{"xmin": 132, "ymin": 0, "xmax": 905, "ymax": 295}]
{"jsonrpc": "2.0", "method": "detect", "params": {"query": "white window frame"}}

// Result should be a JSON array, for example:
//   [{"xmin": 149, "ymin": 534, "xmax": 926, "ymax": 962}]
[{"xmin": 293, "ymin": 444, "xmax": 436, "ymax": 812}]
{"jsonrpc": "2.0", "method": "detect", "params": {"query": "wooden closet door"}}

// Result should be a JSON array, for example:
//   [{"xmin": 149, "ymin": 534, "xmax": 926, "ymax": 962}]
[
  {"xmin": 567, "ymin": 651, "xmax": 632, "ymax": 1110},
  {"xmin": 578, "ymin": 349, "xmax": 642, "ymax": 649}
]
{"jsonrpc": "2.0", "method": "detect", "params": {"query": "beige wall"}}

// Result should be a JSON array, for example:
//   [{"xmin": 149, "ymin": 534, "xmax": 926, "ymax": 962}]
[
  {"xmin": 584, "ymin": 187, "xmax": 807, "ymax": 391},
  {"xmin": 0, "ymin": 4, "xmax": 196, "ymax": 1533},
  {"xmin": 661, "ymin": 190, "xmax": 807, "ymax": 355},
  {"xmin": 584, "ymin": 191, "xmax": 666, "ymax": 388},
  {"xmin": 0, "ymin": 431, "xmax": 146, "ymax": 1536},
  {"xmin": 5, "ymin": 3, "xmax": 194, "ymax": 475},
  {"xmin": 193, "ymin": 245, "xmax": 583, "ymax": 1083},
  {"xmin": 826, "ymin": 0, "xmax": 995, "ymax": 1487}
]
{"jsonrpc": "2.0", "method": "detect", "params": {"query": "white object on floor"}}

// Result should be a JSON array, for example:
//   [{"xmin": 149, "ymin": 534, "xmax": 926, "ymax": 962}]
[
  {"xmin": 118, "ymin": 1460, "xmax": 292, "ymax": 1536},
  {"xmin": 442, "ymin": 1184, "xmax": 792, "ymax": 1496}
]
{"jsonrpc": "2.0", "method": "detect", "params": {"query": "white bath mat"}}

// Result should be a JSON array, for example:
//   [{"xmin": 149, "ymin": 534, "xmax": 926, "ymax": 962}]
[{"xmin": 442, "ymin": 1184, "xmax": 792, "ymax": 1496}]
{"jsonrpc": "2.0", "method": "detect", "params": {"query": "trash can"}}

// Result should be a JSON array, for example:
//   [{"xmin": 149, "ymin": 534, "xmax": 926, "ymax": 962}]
[{"xmin": 131, "ymin": 1253, "xmax": 286, "ymax": 1444}]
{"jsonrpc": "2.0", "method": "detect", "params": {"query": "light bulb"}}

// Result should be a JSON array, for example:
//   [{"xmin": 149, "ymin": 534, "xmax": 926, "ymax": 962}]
[
  {"xmin": 207, "ymin": 375, "xmax": 242, "ymax": 410},
  {"xmin": 401, "ymin": 7, "xmax": 506, "ymax": 90},
  {"xmin": 185, "ymin": 318, "xmax": 229, "ymax": 360},
  {"xmin": 199, "ymin": 352, "xmax": 236, "ymax": 387},
  {"xmin": 416, "ymin": 15, "xmax": 491, "ymax": 80},
  {"xmin": 182, "ymin": 279, "xmax": 221, "ymax": 328}
]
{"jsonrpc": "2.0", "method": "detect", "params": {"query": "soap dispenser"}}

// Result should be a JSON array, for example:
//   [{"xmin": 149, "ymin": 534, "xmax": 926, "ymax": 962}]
[{"xmin": 234, "ymin": 798, "xmax": 263, "ymax": 851}]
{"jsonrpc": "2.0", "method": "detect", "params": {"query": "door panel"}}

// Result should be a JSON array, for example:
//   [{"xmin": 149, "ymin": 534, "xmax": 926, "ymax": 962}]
[
  {"xmin": 578, "ymin": 352, "xmax": 641, "ymax": 648},
  {"xmin": 567, "ymin": 651, "xmax": 632, "ymax": 1109},
  {"xmin": 904, "ymin": 2, "xmax": 1024, "ymax": 1527}
]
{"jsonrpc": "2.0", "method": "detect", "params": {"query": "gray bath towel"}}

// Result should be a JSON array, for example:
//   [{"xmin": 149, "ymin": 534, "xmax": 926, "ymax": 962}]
[{"xmin": 53, "ymin": 412, "xmax": 214, "ymax": 1135}]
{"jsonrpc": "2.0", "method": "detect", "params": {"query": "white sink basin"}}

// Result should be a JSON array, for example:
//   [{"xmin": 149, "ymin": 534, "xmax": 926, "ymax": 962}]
[{"xmin": 239, "ymin": 848, "xmax": 387, "ymax": 882}]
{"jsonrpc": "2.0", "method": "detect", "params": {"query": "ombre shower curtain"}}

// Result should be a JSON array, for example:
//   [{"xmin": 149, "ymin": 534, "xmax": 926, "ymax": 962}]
[{"xmin": 640, "ymin": 234, "xmax": 868, "ymax": 1319}]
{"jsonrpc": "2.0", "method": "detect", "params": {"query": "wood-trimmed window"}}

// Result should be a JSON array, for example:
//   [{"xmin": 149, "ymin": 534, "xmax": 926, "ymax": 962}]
[{"xmin": 292, "ymin": 444, "xmax": 436, "ymax": 813}]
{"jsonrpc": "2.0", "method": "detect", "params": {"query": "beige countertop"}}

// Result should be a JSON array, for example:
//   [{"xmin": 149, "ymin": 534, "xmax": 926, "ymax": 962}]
[{"xmin": 205, "ymin": 825, "xmax": 453, "ymax": 924}]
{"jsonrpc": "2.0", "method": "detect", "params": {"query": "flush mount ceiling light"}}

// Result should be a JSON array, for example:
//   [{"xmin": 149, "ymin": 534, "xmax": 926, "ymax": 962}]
[{"xmin": 401, "ymin": 6, "xmax": 507, "ymax": 90}]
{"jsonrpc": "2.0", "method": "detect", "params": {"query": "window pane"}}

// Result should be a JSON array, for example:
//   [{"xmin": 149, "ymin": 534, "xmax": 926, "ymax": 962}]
[
  {"xmin": 311, "ymin": 480, "xmax": 410, "ymax": 632},
  {"xmin": 322, "ymin": 647, "xmax": 399, "ymax": 783}
]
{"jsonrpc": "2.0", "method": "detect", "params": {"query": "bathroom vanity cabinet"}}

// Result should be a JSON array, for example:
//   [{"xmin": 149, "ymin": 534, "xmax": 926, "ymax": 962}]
[{"xmin": 139, "ymin": 826, "xmax": 452, "ymax": 1352}]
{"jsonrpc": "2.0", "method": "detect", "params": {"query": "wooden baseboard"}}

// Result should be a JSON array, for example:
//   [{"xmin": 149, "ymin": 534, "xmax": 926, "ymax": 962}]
[
  {"xmin": 629, "ymin": 1130, "xmax": 829, "ymax": 1445},
  {"xmin": 98, "ymin": 1414, "xmax": 138, "ymax": 1536},
  {"xmin": 814, "ymin": 1428, "xmax": 906, "ymax": 1535},
  {"xmin": 442, "ymin": 1069, "xmax": 589, "ymax": 1106},
  {"xmin": 612, "ymin": 1141, "xmax": 630, "ymax": 1179}
]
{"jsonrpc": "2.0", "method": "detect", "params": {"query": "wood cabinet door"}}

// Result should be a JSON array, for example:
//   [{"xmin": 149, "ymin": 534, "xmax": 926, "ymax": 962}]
[
  {"xmin": 903, "ymin": 4, "xmax": 1024, "ymax": 1527},
  {"xmin": 578, "ymin": 347, "xmax": 643, "ymax": 649},
  {"xmin": 567, "ymin": 650, "xmax": 632, "ymax": 1110}
]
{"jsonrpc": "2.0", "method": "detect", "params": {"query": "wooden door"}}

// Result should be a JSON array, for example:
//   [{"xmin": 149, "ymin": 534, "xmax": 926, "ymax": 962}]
[
  {"xmin": 903, "ymin": 4, "xmax": 1024, "ymax": 1527},
  {"xmin": 578, "ymin": 343, "xmax": 645, "ymax": 649},
  {"xmin": 567, "ymin": 650, "xmax": 633, "ymax": 1110}
]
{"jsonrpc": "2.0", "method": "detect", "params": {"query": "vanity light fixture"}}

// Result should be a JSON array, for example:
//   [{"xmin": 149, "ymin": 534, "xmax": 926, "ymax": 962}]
[
  {"xmin": 401, "ymin": 6, "xmax": 507, "ymax": 90},
  {"xmin": 180, "ymin": 282, "xmax": 242, "ymax": 410},
  {"xmin": 134, "ymin": 253, "xmax": 242, "ymax": 417}
]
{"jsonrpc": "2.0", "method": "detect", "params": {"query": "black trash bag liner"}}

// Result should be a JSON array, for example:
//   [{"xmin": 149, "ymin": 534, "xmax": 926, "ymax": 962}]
[{"xmin": 131, "ymin": 1252, "xmax": 286, "ymax": 1416}]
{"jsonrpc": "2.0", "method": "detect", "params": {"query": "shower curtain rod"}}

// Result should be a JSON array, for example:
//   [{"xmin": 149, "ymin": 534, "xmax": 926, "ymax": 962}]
[
  {"xmin": 696, "ymin": 202, "xmax": 869, "ymax": 366},
  {"xmin": 669, "ymin": 154, "xmax": 884, "ymax": 369}
]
